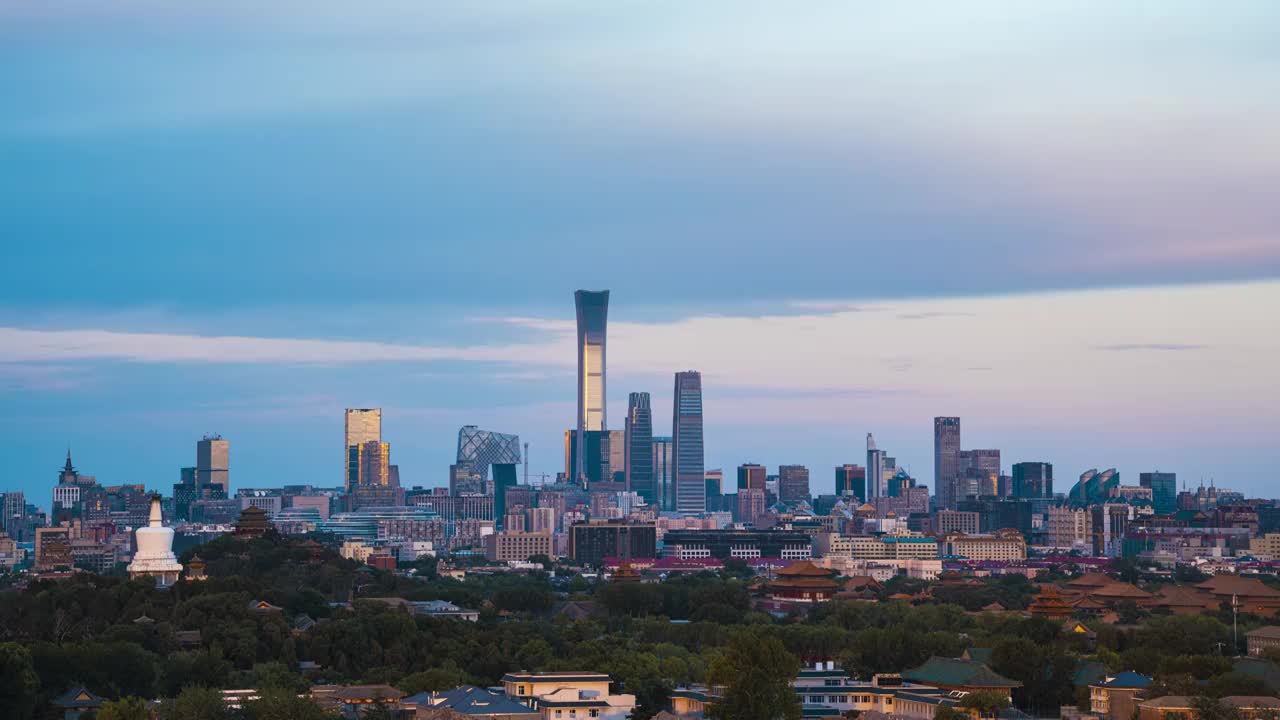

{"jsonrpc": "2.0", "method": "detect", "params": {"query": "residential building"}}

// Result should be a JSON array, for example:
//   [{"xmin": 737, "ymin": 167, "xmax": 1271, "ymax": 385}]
[
  {"xmin": 527, "ymin": 506, "xmax": 556, "ymax": 534},
  {"xmin": 935, "ymin": 510, "xmax": 980, "ymax": 535},
  {"xmin": 933, "ymin": 417, "xmax": 962, "ymax": 509},
  {"xmin": 623, "ymin": 392, "xmax": 655, "ymax": 504},
  {"xmin": 344, "ymin": 409, "xmax": 382, "ymax": 490},
  {"xmin": 502, "ymin": 671, "xmax": 636, "ymax": 720},
  {"xmin": 1044, "ymin": 505, "xmax": 1092, "ymax": 550},
  {"xmin": 450, "ymin": 462, "xmax": 485, "ymax": 496},
  {"xmin": 485, "ymin": 532, "xmax": 554, "ymax": 563},
  {"xmin": 34, "ymin": 526, "xmax": 73, "ymax": 571},
  {"xmin": 942, "ymin": 530, "xmax": 1027, "ymax": 561},
  {"xmin": 672, "ymin": 371, "xmax": 705, "ymax": 513},
  {"xmin": 1250, "ymin": 534, "xmax": 1280, "ymax": 561},
  {"xmin": 737, "ymin": 488, "xmax": 767, "ymax": 527},
  {"xmin": 1090, "ymin": 672, "xmax": 1153, "ymax": 720},
  {"xmin": 574, "ymin": 290, "xmax": 609, "ymax": 482},
  {"xmin": 778, "ymin": 465, "xmax": 811, "ymax": 504}
]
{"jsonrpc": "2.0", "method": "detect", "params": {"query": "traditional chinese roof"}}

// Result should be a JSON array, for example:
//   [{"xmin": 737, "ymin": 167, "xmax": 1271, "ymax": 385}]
[
  {"xmin": 1067, "ymin": 573, "xmax": 1114, "ymax": 589},
  {"xmin": 1197, "ymin": 575, "xmax": 1280, "ymax": 599},
  {"xmin": 962, "ymin": 648, "xmax": 994, "ymax": 665},
  {"xmin": 235, "ymin": 505, "xmax": 272, "ymax": 535},
  {"xmin": 903, "ymin": 656, "xmax": 1021, "ymax": 689},
  {"xmin": 777, "ymin": 560, "xmax": 834, "ymax": 577},
  {"xmin": 1095, "ymin": 671, "xmax": 1152, "ymax": 689},
  {"xmin": 775, "ymin": 576, "xmax": 841, "ymax": 589},
  {"xmin": 1089, "ymin": 582, "xmax": 1153, "ymax": 600},
  {"xmin": 1247, "ymin": 626, "xmax": 1280, "ymax": 640},
  {"xmin": 52, "ymin": 686, "xmax": 104, "ymax": 709},
  {"xmin": 1063, "ymin": 620, "xmax": 1096, "ymax": 638},
  {"xmin": 1152, "ymin": 585, "xmax": 1215, "ymax": 609},
  {"xmin": 403, "ymin": 685, "xmax": 538, "ymax": 716},
  {"xmin": 1028, "ymin": 585, "xmax": 1075, "ymax": 618},
  {"xmin": 1071, "ymin": 595, "xmax": 1109, "ymax": 610},
  {"xmin": 843, "ymin": 575, "xmax": 883, "ymax": 592}
]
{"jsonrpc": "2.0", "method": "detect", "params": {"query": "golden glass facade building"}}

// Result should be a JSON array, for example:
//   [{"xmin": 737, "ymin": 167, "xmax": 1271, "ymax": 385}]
[
  {"xmin": 344, "ymin": 408, "xmax": 381, "ymax": 490},
  {"xmin": 574, "ymin": 290, "xmax": 609, "ymax": 482},
  {"xmin": 348, "ymin": 441, "xmax": 391, "ymax": 489}
]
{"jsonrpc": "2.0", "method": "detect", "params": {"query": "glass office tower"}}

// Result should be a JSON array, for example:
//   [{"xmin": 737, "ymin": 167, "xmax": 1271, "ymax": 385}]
[
  {"xmin": 933, "ymin": 416, "xmax": 961, "ymax": 509},
  {"xmin": 652, "ymin": 436, "xmax": 674, "ymax": 511},
  {"xmin": 574, "ymin": 290, "xmax": 609, "ymax": 482},
  {"xmin": 673, "ymin": 371, "xmax": 705, "ymax": 513},
  {"xmin": 624, "ymin": 392, "xmax": 655, "ymax": 504}
]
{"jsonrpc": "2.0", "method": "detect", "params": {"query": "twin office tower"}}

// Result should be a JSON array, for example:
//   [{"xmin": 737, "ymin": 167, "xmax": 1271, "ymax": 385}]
[{"xmin": 572, "ymin": 290, "xmax": 705, "ymax": 513}]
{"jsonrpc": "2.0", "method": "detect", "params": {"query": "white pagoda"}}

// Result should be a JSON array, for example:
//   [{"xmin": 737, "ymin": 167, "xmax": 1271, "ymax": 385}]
[{"xmin": 128, "ymin": 495, "xmax": 183, "ymax": 587}]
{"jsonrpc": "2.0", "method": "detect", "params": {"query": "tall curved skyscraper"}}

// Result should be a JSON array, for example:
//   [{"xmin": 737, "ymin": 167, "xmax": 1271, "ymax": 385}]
[{"xmin": 574, "ymin": 290, "xmax": 609, "ymax": 482}]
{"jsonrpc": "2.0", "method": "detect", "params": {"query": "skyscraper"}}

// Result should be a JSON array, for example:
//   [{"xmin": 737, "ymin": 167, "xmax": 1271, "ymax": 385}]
[
  {"xmin": 704, "ymin": 470, "xmax": 724, "ymax": 511},
  {"xmin": 624, "ymin": 392, "xmax": 655, "ymax": 504},
  {"xmin": 958, "ymin": 448, "xmax": 1000, "ymax": 499},
  {"xmin": 835, "ymin": 464, "xmax": 866, "ymax": 501},
  {"xmin": 934, "ymin": 417, "xmax": 961, "ymax": 509},
  {"xmin": 652, "ymin": 436, "xmax": 674, "ymax": 511},
  {"xmin": 737, "ymin": 463, "xmax": 767, "ymax": 491},
  {"xmin": 196, "ymin": 435, "xmax": 229, "ymax": 496},
  {"xmin": 574, "ymin": 290, "xmax": 609, "ymax": 482},
  {"xmin": 456, "ymin": 425, "xmax": 521, "ymax": 480},
  {"xmin": 1140, "ymin": 471, "xmax": 1177, "ymax": 515},
  {"xmin": 866, "ymin": 434, "xmax": 886, "ymax": 501},
  {"xmin": 344, "ymin": 408, "xmax": 381, "ymax": 490},
  {"xmin": 608, "ymin": 429, "xmax": 626, "ymax": 482},
  {"xmin": 1012, "ymin": 461, "xmax": 1054, "ymax": 499},
  {"xmin": 672, "ymin": 371, "xmax": 705, "ymax": 514},
  {"xmin": 348, "ymin": 440, "xmax": 390, "ymax": 488},
  {"xmin": 778, "ymin": 465, "xmax": 811, "ymax": 504}
]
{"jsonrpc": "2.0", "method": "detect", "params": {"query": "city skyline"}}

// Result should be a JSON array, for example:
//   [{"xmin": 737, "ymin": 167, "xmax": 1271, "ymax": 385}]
[
  {"xmin": 2, "ymin": 279, "xmax": 1275, "ymax": 504},
  {"xmin": 3, "ymin": 3, "xmax": 1278, "ymax": 500}
]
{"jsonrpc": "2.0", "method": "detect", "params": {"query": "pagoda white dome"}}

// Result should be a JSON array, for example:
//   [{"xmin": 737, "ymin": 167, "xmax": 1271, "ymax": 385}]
[{"xmin": 128, "ymin": 496, "xmax": 183, "ymax": 586}]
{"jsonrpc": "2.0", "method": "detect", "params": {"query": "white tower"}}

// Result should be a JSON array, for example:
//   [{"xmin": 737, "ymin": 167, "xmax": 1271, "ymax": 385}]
[{"xmin": 128, "ymin": 496, "xmax": 183, "ymax": 588}]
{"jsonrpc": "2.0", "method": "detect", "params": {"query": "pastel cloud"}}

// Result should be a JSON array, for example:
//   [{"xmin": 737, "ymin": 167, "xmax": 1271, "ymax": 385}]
[{"xmin": 4, "ymin": 281, "xmax": 1275, "ymax": 434}]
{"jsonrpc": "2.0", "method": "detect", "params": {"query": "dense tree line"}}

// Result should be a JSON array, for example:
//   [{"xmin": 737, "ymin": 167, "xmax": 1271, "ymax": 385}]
[{"xmin": 4, "ymin": 532, "xmax": 1280, "ymax": 720}]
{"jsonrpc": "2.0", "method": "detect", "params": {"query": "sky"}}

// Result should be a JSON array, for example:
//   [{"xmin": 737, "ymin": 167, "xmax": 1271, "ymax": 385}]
[{"xmin": 2, "ymin": 2, "xmax": 1278, "ymax": 505}]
